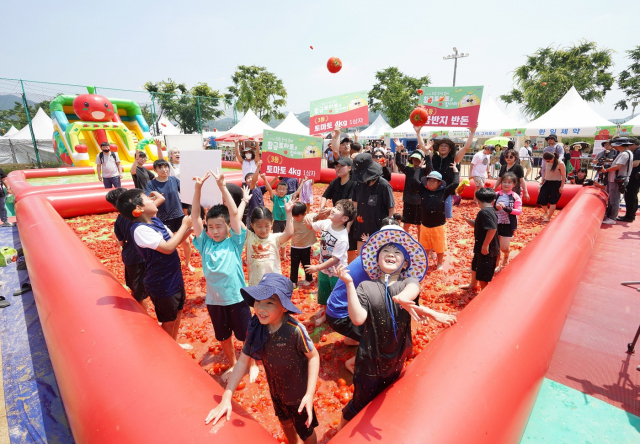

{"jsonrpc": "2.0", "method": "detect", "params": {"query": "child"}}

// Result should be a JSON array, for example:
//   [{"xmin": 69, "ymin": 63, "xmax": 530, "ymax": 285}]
[
  {"xmin": 537, "ymin": 152, "xmax": 566, "ymax": 222},
  {"xmin": 205, "ymin": 274, "xmax": 319, "ymax": 444},
  {"xmin": 334, "ymin": 228, "xmax": 456, "ymax": 430},
  {"xmin": 130, "ymin": 150, "xmax": 155, "ymax": 190},
  {"xmin": 191, "ymin": 169, "xmax": 259, "ymax": 382},
  {"xmin": 460, "ymin": 187, "xmax": 500, "ymax": 290},
  {"xmin": 262, "ymin": 175, "xmax": 292, "ymax": 259},
  {"xmin": 245, "ymin": 204, "xmax": 294, "ymax": 287},
  {"xmin": 416, "ymin": 171, "xmax": 459, "ymax": 270},
  {"xmin": 290, "ymin": 202, "xmax": 316, "ymax": 287},
  {"xmin": 116, "ymin": 188, "xmax": 192, "ymax": 340},
  {"xmin": 145, "ymin": 159, "xmax": 194, "ymax": 271},
  {"xmin": 293, "ymin": 177, "xmax": 314, "ymax": 212},
  {"xmin": 304, "ymin": 199, "xmax": 354, "ymax": 326},
  {"xmin": 571, "ymin": 167, "xmax": 588, "ymax": 185},
  {"xmin": 493, "ymin": 172, "xmax": 522, "ymax": 271},
  {"xmin": 234, "ymin": 138, "xmax": 260, "ymax": 178},
  {"xmin": 243, "ymin": 162, "xmax": 265, "ymax": 230},
  {"xmin": 106, "ymin": 188, "xmax": 165, "ymax": 313},
  {"xmin": 470, "ymin": 145, "xmax": 495, "ymax": 188}
]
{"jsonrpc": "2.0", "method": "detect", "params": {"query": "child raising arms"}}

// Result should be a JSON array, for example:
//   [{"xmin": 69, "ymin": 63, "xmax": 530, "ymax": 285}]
[{"xmin": 206, "ymin": 274, "xmax": 320, "ymax": 444}]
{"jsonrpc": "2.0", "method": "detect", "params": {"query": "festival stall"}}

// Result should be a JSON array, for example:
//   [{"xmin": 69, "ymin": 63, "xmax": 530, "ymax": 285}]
[
  {"xmin": 358, "ymin": 115, "xmax": 392, "ymax": 140},
  {"xmin": 273, "ymin": 112, "xmax": 309, "ymax": 136},
  {"xmin": 0, "ymin": 108, "xmax": 58, "ymax": 164}
]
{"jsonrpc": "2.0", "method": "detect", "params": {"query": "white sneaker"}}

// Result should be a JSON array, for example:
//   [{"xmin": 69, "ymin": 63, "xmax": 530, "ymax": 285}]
[{"xmin": 602, "ymin": 218, "xmax": 617, "ymax": 225}]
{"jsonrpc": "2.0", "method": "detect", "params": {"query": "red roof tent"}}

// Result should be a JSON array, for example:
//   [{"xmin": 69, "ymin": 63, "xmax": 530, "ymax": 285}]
[{"xmin": 214, "ymin": 133, "xmax": 263, "ymax": 142}]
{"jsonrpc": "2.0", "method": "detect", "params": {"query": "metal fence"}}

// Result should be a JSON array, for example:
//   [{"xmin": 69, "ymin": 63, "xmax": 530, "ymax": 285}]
[{"xmin": 0, "ymin": 78, "xmax": 235, "ymax": 167}]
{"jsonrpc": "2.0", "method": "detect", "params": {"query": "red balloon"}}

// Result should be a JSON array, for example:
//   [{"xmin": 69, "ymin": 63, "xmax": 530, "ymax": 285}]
[
  {"xmin": 410, "ymin": 107, "xmax": 429, "ymax": 127},
  {"xmin": 327, "ymin": 57, "xmax": 342, "ymax": 73},
  {"xmin": 72, "ymin": 94, "xmax": 115, "ymax": 122}
]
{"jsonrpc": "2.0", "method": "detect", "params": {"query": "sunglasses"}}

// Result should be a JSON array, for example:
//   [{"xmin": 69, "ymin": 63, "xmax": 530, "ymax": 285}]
[
  {"xmin": 373, "ymin": 155, "xmax": 384, "ymax": 159},
  {"xmin": 504, "ymin": 155, "xmax": 515, "ymax": 159}
]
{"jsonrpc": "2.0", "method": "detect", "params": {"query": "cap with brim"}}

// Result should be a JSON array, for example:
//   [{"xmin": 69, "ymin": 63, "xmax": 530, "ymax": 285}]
[
  {"xmin": 361, "ymin": 228, "xmax": 428, "ymax": 281},
  {"xmin": 341, "ymin": 137, "xmax": 351, "ymax": 145},
  {"xmin": 571, "ymin": 141, "xmax": 590, "ymax": 149},
  {"xmin": 433, "ymin": 136, "xmax": 456, "ymax": 150},
  {"xmin": 409, "ymin": 151, "xmax": 424, "ymax": 160},
  {"xmin": 420, "ymin": 170, "xmax": 443, "ymax": 186},
  {"xmin": 485, "ymin": 145, "xmax": 496, "ymax": 152},
  {"xmin": 240, "ymin": 273, "xmax": 300, "ymax": 314},
  {"xmin": 545, "ymin": 134, "xmax": 558, "ymax": 141},
  {"xmin": 353, "ymin": 153, "xmax": 383, "ymax": 183},
  {"xmin": 611, "ymin": 138, "xmax": 632, "ymax": 146},
  {"xmin": 336, "ymin": 157, "xmax": 353, "ymax": 167}
]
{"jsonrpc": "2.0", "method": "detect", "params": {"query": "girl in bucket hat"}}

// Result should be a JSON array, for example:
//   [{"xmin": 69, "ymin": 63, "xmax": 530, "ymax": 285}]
[{"xmin": 334, "ymin": 228, "xmax": 456, "ymax": 430}]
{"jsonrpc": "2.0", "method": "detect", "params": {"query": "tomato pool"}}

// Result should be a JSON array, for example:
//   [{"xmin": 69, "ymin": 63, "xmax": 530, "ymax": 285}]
[{"xmin": 65, "ymin": 183, "xmax": 547, "ymax": 443}]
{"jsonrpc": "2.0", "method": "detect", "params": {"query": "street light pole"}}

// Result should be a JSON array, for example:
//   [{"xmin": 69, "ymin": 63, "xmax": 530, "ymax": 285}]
[{"xmin": 443, "ymin": 47, "xmax": 469, "ymax": 87}]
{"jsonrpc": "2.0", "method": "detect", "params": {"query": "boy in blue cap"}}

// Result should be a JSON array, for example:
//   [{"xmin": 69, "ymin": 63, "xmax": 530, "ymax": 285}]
[
  {"xmin": 205, "ymin": 273, "xmax": 320, "ymax": 444},
  {"xmin": 334, "ymin": 228, "xmax": 456, "ymax": 429}
]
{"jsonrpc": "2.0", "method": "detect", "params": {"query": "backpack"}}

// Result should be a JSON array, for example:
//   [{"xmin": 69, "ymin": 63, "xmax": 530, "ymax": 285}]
[{"xmin": 99, "ymin": 151, "xmax": 118, "ymax": 165}]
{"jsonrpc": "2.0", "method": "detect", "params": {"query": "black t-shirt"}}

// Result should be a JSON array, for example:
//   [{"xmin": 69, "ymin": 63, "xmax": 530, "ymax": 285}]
[
  {"xmin": 474, "ymin": 207, "xmax": 500, "ymax": 256},
  {"xmin": 132, "ymin": 166, "xmax": 155, "ymax": 191},
  {"xmin": 396, "ymin": 152, "xmax": 432, "ymax": 205},
  {"xmin": 356, "ymin": 278, "xmax": 419, "ymax": 377},
  {"xmin": 632, "ymin": 149, "xmax": 640, "ymax": 178},
  {"xmin": 242, "ymin": 314, "xmax": 314, "ymax": 405},
  {"xmin": 352, "ymin": 177, "xmax": 395, "ymax": 237},
  {"xmin": 114, "ymin": 214, "xmax": 144, "ymax": 266},
  {"xmin": 417, "ymin": 182, "xmax": 458, "ymax": 227},
  {"xmin": 498, "ymin": 164, "xmax": 524, "ymax": 195},
  {"xmin": 431, "ymin": 152, "xmax": 457, "ymax": 186},
  {"xmin": 0, "ymin": 168, "xmax": 6, "ymax": 198},
  {"xmin": 322, "ymin": 177, "xmax": 356, "ymax": 206}
]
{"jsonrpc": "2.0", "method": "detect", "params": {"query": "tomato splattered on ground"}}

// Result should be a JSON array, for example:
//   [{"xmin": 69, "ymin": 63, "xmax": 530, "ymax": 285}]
[{"xmin": 65, "ymin": 184, "xmax": 548, "ymax": 443}]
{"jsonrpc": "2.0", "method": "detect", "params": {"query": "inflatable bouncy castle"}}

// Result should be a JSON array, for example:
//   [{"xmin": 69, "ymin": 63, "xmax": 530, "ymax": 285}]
[{"xmin": 50, "ymin": 88, "xmax": 161, "ymax": 166}]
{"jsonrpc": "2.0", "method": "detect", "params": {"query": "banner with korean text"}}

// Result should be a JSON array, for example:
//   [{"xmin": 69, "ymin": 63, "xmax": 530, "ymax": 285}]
[
  {"xmin": 261, "ymin": 130, "xmax": 323, "ymax": 179},
  {"xmin": 309, "ymin": 91, "xmax": 369, "ymax": 134},
  {"xmin": 418, "ymin": 86, "xmax": 484, "ymax": 127}
]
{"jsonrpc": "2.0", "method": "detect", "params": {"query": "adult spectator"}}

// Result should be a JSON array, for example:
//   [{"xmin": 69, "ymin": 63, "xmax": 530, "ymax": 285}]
[
  {"xmin": 325, "ymin": 146, "xmax": 336, "ymax": 169},
  {"xmin": 470, "ymin": 144, "xmax": 494, "ymax": 188},
  {"xmin": 350, "ymin": 142, "xmax": 362, "ymax": 160},
  {"xmin": 519, "ymin": 139, "xmax": 533, "ymax": 179},
  {"xmin": 0, "ymin": 167, "xmax": 13, "ymax": 227},
  {"xmin": 417, "ymin": 124, "xmax": 477, "ymax": 219},
  {"xmin": 569, "ymin": 143, "xmax": 584, "ymax": 171},
  {"xmin": 495, "ymin": 148, "xmax": 530, "ymax": 202},
  {"xmin": 372, "ymin": 148, "xmax": 392, "ymax": 182},
  {"xmin": 537, "ymin": 134, "xmax": 564, "ymax": 180},
  {"xmin": 331, "ymin": 128, "xmax": 351, "ymax": 159},
  {"xmin": 617, "ymin": 137, "xmax": 640, "ymax": 222},
  {"xmin": 96, "ymin": 142, "xmax": 123, "ymax": 188},
  {"xmin": 602, "ymin": 137, "xmax": 633, "ymax": 225}
]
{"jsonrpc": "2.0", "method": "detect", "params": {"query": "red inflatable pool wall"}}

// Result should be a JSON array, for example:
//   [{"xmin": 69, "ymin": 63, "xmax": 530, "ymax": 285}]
[{"xmin": 9, "ymin": 165, "xmax": 607, "ymax": 443}]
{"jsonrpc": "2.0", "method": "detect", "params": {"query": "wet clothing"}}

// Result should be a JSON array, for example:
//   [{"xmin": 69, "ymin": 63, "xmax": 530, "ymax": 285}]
[
  {"xmin": 352, "ymin": 178, "xmax": 395, "ymax": 239},
  {"xmin": 473, "ymin": 207, "xmax": 500, "ymax": 256}
]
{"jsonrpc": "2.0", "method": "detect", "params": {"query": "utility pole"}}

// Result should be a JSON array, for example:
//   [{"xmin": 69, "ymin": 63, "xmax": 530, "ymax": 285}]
[{"xmin": 443, "ymin": 48, "xmax": 469, "ymax": 87}]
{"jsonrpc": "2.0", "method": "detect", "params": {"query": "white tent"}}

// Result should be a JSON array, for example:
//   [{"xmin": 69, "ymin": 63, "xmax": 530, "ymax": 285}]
[
  {"xmin": 0, "ymin": 108, "xmax": 58, "ymax": 164},
  {"xmin": 226, "ymin": 109, "xmax": 273, "ymax": 136},
  {"xmin": 156, "ymin": 115, "xmax": 182, "ymax": 135},
  {"xmin": 359, "ymin": 115, "xmax": 392, "ymax": 140},
  {"xmin": 1, "ymin": 126, "xmax": 18, "ymax": 138},
  {"xmin": 524, "ymin": 87, "xmax": 613, "ymax": 137},
  {"xmin": 274, "ymin": 112, "xmax": 309, "ymax": 136},
  {"xmin": 625, "ymin": 114, "xmax": 640, "ymax": 135},
  {"xmin": 8, "ymin": 108, "xmax": 54, "ymax": 140}
]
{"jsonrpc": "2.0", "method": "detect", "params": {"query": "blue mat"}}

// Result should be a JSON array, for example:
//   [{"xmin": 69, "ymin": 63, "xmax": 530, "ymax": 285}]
[{"xmin": 0, "ymin": 227, "xmax": 74, "ymax": 444}]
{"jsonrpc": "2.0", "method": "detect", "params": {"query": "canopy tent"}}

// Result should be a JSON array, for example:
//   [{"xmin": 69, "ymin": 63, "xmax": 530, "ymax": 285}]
[
  {"xmin": 156, "ymin": 116, "xmax": 181, "ymax": 135},
  {"xmin": 359, "ymin": 115, "xmax": 392, "ymax": 140},
  {"xmin": 0, "ymin": 108, "xmax": 59, "ymax": 164},
  {"xmin": 1, "ymin": 126, "xmax": 18, "ymax": 138},
  {"xmin": 223, "ymin": 109, "xmax": 272, "ymax": 137},
  {"xmin": 524, "ymin": 86, "xmax": 614, "ymax": 138},
  {"xmin": 390, "ymin": 95, "xmax": 524, "ymax": 139},
  {"xmin": 274, "ymin": 112, "xmax": 309, "ymax": 136},
  {"xmin": 625, "ymin": 114, "xmax": 640, "ymax": 135}
]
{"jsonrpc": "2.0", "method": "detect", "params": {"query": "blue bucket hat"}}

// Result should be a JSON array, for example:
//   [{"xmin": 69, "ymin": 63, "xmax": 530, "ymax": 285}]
[{"xmin": 240, "ymin": 273, "xmax": 301, "ymax": 314}]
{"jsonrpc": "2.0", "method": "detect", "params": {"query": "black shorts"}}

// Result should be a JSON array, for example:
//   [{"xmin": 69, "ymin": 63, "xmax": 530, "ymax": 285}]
[
  {"xmin": 471, "ymin": 253, "xmax": 499, "ymax": 283},
  {"xmin": 326, "ymin": 314, "xmax": 362, "ymax": 342},
  {"xmin": 151, "ymin": 287, "xmax": 186, "ymax": 323},
  {"xmin": 124, "ymin": 262, "xmax": 148, "ymax": 302},
  {"xmin": 164, "ymin": 216, "xmax": 184, "ymax": 233},
  {"xmin": 181, "ymin": 202, "xmax": 190, "ymax": 211},
  {"xmin": 271, "ymin": 394, "xmax": 318, "ymax": 441},
  {"xmin": 537, "ymin": 181, "xmax": 562, "ymax": 206},
  {"xmin": 272, "ymin": 219, "xmax": 287, "ymax": 233},
  {"xmin": 497, "ymin": 223, "xmax": 514, "ymax": 238},
  {"xmin": 343, "ymin": 369, "xmax": 401, "ymax": 421},
  {"xmin": 348, "ymin": 225, "xmax": 358, "ymax": 251},
  {"xmin": 402, "ymin": 203, "xmax": 422, "ymax": 225},
  {"xmin": 206, "ymin": 301, "xmax": 251, "ymax": 342}
]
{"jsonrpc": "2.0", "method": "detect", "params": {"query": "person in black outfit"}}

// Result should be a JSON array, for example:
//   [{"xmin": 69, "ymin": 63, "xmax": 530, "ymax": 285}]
[
  {"xmin": 394, "ymin": 138, "xmax": 432, "ymax": 237},
  {"xmin": 130, "ymin": 150, "xmax": 155, "ymax": 190},
  {"xmin": 372, "ymin": 148, "xmax": 392, "ymax": 182},
  {"xmin": 619, "ymin": 137, "xmax": 640, "ymax": 222}
]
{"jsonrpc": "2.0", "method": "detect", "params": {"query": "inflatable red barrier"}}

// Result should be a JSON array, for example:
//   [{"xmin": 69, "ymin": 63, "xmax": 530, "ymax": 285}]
[{"xmin": 460, "ymin": 179, "xmax": 582, "ymax": 209}]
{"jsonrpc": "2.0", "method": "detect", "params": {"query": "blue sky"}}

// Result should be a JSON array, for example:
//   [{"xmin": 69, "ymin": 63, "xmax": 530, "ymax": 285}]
[{"xmin": 2, "ymin": 0, "xmax": 639, "ymax": 120}]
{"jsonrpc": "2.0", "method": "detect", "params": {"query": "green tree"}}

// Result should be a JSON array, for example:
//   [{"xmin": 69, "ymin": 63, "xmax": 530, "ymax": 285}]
[
  {"xmin": 0, "ymin": 99, "xmax": 51, "ymax": 134},
  {"xmin": 225, "ymin": 65, "xmax": 287, "ymax": 123},
  {"xmin": 368, "ymin": 67, "xmax": 431, "ymax": 127},
  {"xmin": 501, "ymin": 41, "xmax": 614, "ymax": 119},
  {"xmin": 614, "ymin": 46, "xmax": 640, "ymax": 116},
  {"xmin": 143, "ymin": 79, "xmax": 224, "ymax": 134}
]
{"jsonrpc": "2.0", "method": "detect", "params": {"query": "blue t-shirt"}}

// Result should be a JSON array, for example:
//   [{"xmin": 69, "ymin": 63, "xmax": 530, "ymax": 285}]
[
  {"xmin": 282, "ymin": 177, "xmax": 298, "ymax": 195},
  {"xmin": 145, "ymin": 177, "xmax": 183, "ymax": 221},
  {"xmin": 192, "ymin": 227, "xmax": 247, "ymax": 306},
  {"xmin": 326, "ymin": 256, "xmax": 370, "ymax": 319},
  {"xmin": 114, "ymin": 214, "xmax": 143, "ymax": 266},
  {"xmin": 131, "ymin": 217, "xmax": 184, "ymax": 298},
  {"xmin": 272, "ymin": 194, "xmax": 291, "ymax": 221}
]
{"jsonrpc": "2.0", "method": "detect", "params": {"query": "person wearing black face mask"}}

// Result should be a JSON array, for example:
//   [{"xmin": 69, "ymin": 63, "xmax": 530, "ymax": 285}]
[{"xmin": 96, "ymin": 142, "xmax": 123, "ymax": 188}]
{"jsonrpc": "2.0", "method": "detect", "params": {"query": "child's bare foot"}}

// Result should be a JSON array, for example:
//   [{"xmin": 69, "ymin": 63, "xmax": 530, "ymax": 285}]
[
  {"xmin": 300, "ymin": 280, "xmax": 312, "ymax": 286},
  {"xmin": 345, "ymin": 356, "xmax": 356, "ymax": 374},
  {"xmin": 343, "ymin": 337, "xmax": 359, "ymax": 346},
  {"xmin": 495, "ymin": 265, "xmax": 503, "ymax": 273},
  {"xmin": 249, "ymin": 363, "xmax": 259, "ymax": 383},
  {"xmin": 436, "ymin": 264, "xmax": 444, "ymax": 271},
  {"xmin": 459, "ymin": 283, "xmax": 477, "ymax": 290},
  {"xmin": 314, "ymin": 313, "xmax": 326, "ymax": 326},
  {"xmin": 179, "ymin": 343, "xmax": 193, "ymax": 350},
  {"xmin": 542, "ymin": 218, "xmax": 550, "ymax": 223}
]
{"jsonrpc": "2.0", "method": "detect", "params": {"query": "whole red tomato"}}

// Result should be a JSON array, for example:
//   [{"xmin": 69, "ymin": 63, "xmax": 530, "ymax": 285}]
[
  {"xmin": 417, "ymin": 89, "xmax": 424, "ymax": 95},
  {"xmin": 410, "ymin": 107, "xmax": 429, "ymax": 127},
  {"xmin": 327, "ymin": 57, "xmax": 342, "ymax": 73}
]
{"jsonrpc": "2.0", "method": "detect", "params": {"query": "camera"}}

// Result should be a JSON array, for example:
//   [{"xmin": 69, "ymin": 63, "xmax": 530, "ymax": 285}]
[{"xmin": 615, "ymin": 175, "xmax": 629, "ymax": 194}]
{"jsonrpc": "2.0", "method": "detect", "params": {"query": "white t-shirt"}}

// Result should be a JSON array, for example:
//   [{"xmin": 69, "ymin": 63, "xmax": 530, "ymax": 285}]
[
  {"xmin": 519, "ymin": 146, "xmax": 531, "ymax": 160},
  {"xmin": 471, "ymin": 151, "xmax": 490, "ymax": 177},
  {"xmin": 169, "ymin": 163, "xmax": 180, "ymax": 179},
  {"xmin": 95, "ymin": 152, "xmax": 121, "ymax": 178},
  {"xmin": 245, "ymin": 230, "xmax": 283, "ymax": 286},
  {"xmin": 133, "ymin": 224, "xmax": 173, "ymax": 249},
  {"xmin": 311, "ymin": 219, "xmax": 348, "ymax": 278},
  {"xmin": 242, "ymin": 159, "xmax": 257, "ymax": 179}
]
